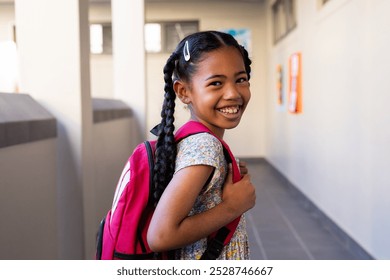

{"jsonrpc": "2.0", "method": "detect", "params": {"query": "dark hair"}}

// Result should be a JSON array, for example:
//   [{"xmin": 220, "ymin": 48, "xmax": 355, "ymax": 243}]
[{"xmin": 152, "ymin": 30, "xmax": 252, "ymax": 205}]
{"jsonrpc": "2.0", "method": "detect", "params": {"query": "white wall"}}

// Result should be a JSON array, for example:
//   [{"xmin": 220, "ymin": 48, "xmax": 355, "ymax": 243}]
[
  {"xmin": 15, "ymin": 0, "xmax": 93, "ymax": 259},
  {"xmin": 90, "ymin": 55, "xmax": 114, "ymax": 98},
  {"xmin": 89, "ymin": 4, "xmax": 114, "ymax": 99},
  {"xmin": 0, "ymin": 139, "xmax": 59, "ymax": 259},
  {"xmin": 264, "ymin": 0, "xmax": 390, "ymax": 259},
  {"xmin": 0, "ymin": 4, "xmax": 14, "ymax": 41},
  {"xmin": 0, "ymin": 4, "xmax": 18, "ymax": 93}
]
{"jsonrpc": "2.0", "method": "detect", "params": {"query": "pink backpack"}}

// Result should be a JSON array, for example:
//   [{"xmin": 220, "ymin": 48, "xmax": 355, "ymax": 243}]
[{"xmin": 96, "ymin": 121, "xmax": 241, "ymax": 260}]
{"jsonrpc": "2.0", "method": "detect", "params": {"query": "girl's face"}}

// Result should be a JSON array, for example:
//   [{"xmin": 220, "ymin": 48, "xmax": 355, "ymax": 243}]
[{"xmin": 175, "ymin": 46, "xmax": 251, "ymax": 138}]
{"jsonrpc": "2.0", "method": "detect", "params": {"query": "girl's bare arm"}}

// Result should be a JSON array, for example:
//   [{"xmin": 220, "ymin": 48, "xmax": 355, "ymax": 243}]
[{"xmin": 147, "ymin": 164, "xmax": 255, "ymax": 252}]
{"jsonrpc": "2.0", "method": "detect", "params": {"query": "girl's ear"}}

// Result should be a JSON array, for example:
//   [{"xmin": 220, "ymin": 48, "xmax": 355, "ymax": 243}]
[{"xmin": 173, "ymin": 80, "xmax": 191, "ymax": 104}]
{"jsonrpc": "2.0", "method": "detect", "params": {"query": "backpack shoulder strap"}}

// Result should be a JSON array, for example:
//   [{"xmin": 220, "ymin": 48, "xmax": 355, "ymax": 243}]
[
  {"xmin": 175, "ymin": 120, "xmax": 241, "ymax": 183},
  {"xmin": 175, "ymin": 121, "xmax": 242, "ymax": 259}
]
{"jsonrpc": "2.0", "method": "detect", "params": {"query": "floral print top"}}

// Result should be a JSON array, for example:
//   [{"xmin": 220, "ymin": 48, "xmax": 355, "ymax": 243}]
[{"xmin": 173, "ymin": 132, "xmax": 250, "ymax": 260}]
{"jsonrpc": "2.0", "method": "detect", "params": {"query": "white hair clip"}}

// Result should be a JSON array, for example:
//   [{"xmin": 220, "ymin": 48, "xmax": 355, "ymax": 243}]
[{"xmin": 183, "ymin": 40, "xmax": 190, "ymax": 61}]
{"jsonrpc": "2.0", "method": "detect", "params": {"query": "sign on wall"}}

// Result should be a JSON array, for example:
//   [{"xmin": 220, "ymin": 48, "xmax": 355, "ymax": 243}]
[
  {"xmin": 221, "ymin": 28, "xmax": 252, "ymax": 56},
  {"xmin": 288, "ymin": 52, "xmax": 303, "ymax": 114},
  {"xmin": 276, "ymin": 64, "xmax": 284, "ymax": 106}
]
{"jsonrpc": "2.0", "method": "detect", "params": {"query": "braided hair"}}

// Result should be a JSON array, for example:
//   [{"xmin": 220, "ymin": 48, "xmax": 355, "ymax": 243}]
[{"xmin": 152, "ymin": 31, "xmax": 252, "ymax": 205}]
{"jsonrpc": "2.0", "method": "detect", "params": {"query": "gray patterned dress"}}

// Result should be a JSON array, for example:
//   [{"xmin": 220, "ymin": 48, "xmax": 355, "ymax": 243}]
[{"xmin": 173, "ymin": 132, "xmax": 250, "ymax": 260}]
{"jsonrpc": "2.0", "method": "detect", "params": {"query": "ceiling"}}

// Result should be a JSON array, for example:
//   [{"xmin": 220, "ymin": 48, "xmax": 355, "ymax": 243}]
[
  {"xmin": 0, "ymin": 0, "xmax": 263, "ymax": 4},
  {"xmin": 91, "ymin": 0, "xmax": 263, "ymax": 2}
]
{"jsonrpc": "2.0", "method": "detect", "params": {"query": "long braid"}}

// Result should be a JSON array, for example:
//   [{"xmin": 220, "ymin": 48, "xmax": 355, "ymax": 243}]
[{"xmin": 153, "ymin": 52, "xmax": 178, "ymax": 205}]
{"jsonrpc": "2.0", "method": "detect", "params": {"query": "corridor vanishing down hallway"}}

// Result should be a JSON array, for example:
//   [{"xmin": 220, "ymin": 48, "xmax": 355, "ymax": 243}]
[{"xmin": 245, "ymin": 160, "xmax": 373, "ymax": 260}]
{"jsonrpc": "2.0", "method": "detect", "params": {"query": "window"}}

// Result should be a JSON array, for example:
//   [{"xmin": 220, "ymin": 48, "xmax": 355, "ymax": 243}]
[
  {"xmin": 272, "ymin": 0, "xmax": 296, "ymax": 44},
  {"xmin": 90, "ymin": 23, "xmax": 112, "ymax": 55},
  {"xmin": 144, "ymin": 23, "xmax": 162, "ymax": 53},
  {"xmin": 89, "ymin": 21, "xmax": 198, "ymax": 54},
  {"xmin": 145, "ymin": 21, "xmax": 199, "ymax": 53},
  {"xmin": 0, "ymin": 40, "xmax": 19, "ymax": 93}
]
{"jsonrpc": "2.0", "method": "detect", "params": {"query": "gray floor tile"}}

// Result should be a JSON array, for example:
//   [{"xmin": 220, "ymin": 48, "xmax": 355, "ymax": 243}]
[{"xmin": 245, "ymin": 160, "xmax": 370, "ymax": 260}]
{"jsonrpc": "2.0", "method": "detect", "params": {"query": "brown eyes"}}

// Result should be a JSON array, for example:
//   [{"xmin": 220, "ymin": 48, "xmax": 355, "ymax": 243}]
[
  {"xmin": 237, "ymin": 77, "xmax": 248, "ymax": 83},
  {"xmin": 208, "ymin": 77, "xmax": 247, "ymax": 87},
  {"xmin": 209, "ymin": 81, "xmax": 222, "ymax": 86}
]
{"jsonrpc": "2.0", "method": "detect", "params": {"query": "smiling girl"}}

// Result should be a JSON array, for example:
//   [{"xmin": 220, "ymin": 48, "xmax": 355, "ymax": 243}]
[{"xmin": 147, "ymin": 31, "xmax": 256, "ymax": 260}]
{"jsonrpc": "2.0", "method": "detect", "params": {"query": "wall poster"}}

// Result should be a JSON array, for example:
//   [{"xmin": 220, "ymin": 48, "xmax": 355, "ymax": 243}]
[
  {"xmin": 221, "ymin": 28, "xmax": 252, "ymax": 56},
  {"xmin": 288, "ymin": 52, "xmax": 303, "ymax": 114},
  {"xmin": 276, "ymin": 64, "xmax": 284, "ymax": 106}
]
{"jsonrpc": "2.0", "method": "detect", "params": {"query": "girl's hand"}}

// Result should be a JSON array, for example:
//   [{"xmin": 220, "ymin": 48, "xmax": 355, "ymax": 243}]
[
  {"xmin": 237, "ymin": 159, "xmax": 248, "ymax": 175},
  {"xmin": 222, "ymin": 165, "xmax": 256, "ymax": 216}
]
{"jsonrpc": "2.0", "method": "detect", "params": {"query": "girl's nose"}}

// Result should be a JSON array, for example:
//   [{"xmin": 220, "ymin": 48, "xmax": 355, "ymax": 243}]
[{"xmin": 224, "ymin": 83, "xmax": 241, "ymax": 100}]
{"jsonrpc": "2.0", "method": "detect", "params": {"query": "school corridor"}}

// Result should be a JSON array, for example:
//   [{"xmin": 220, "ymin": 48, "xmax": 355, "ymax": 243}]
[{"xmin": 1, "ymin": 0, "xmax": 390, "ymax": 260}]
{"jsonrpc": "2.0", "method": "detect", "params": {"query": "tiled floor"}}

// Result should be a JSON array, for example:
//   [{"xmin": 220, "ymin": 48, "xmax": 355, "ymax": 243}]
[{"xmin": 245, "ymin": 159, "xmax": 371, "ymax": 260}]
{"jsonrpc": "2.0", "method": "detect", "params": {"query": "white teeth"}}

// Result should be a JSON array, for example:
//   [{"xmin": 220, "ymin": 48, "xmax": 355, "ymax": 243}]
[{"xmin": 218, "ymin": 106, "xmax": 240, "ymax": 114}]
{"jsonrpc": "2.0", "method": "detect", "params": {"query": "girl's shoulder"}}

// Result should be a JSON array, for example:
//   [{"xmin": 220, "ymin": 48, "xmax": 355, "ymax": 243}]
[
  {"xmin": 175, "ymin": 132, "xmax": 228, "ymax": 193},
  {"xmin": 175, "ymin": 132, "xmax": 224, "ymax": 170},
  {"xmin": 177, "ymin": 132, "xmax": 222, "ymax": 153}
]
